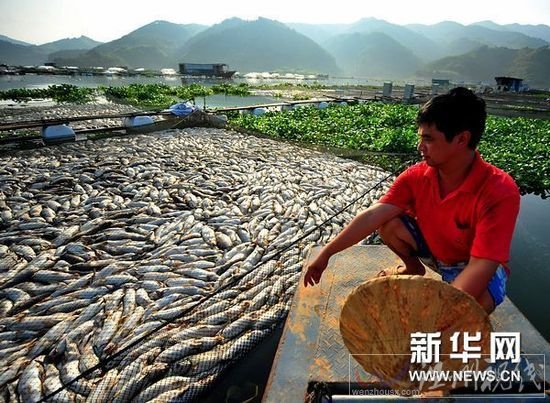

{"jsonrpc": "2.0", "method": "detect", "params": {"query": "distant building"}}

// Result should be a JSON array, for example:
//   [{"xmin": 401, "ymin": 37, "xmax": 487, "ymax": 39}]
[
  {"xmin": 382, "ymin": 82, "xmax": 393, "ymax": 97},
  {"xmin": 431, "ymin": 78, "xmax": 450, "ymax": 95},
  {"xmin": 178, "ymin": 63, "xmax": 236, "ymax": 78},
  {"xmin": 432, "ymin": 79, "xmax": 450, "ymax": 86},
  {"xmin": 403, "ymin": 84, "xmax": 415, "ymax": 101},
  {"xmin": 495, "ymin": 76, "xmax": 524, "ymax": 92}
]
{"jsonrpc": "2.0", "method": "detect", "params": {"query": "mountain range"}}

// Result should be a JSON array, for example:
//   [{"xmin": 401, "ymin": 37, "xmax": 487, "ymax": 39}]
[
  {"xmin": 1, "ymin": 18, "xmax": 549, "ymax": 87},
  {"xmin": 0, "ymin": 35, "xmax": 102, "ymax": 66}
]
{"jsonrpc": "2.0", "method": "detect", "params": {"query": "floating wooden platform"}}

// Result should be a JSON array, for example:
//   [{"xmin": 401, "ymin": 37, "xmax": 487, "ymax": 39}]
[
  {"xmin": 208, "ymin": 98, "xmax": 354, "ymax": 113},
  {"xmin": 264, "ymin": 245, "xmax": 550, "ymax": 402},
  {"xmin": 0, "ymin": 110, "xmax": 173, "ymax": 132},
  {"xmin": 0, "ymin": 110, "xmax": 228, "ymax": 149}
]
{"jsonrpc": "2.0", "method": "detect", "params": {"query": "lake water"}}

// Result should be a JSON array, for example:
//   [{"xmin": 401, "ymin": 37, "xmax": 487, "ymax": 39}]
[
  {"xmin": 0, "ymin": 73, "xmax": 425, "ymax": 92},
  {"xmin": 0, "ymin": 75, "xmax": 288, "ymax": 109},
  {"xmin": 0, "ymin": 74, "xmax": 420, "ymax": 110},
  {"xmin": 509, "ymin": 193, "xmax": 550, "ymax": 342}
]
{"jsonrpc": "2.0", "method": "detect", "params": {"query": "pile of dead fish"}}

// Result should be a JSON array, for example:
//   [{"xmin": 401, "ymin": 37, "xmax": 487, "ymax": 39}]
[
  {"xmin": 0, "ymin": 104, "xmax": 143, "ymax": 129},
  {"xmin": 0, "ymin": 127, "xmax": 390, "ymax": 402}
]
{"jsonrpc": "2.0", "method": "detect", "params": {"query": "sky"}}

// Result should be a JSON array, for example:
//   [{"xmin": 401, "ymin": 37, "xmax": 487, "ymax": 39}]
[{"xmin": 0, "ymin": 0, "xmax": 549, "ymax": 45}]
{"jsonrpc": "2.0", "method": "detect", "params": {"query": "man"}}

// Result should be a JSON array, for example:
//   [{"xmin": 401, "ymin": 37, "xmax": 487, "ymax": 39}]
[{"xmin": 303, "ymin": 87, "xmax": 520, "ymax": 314}]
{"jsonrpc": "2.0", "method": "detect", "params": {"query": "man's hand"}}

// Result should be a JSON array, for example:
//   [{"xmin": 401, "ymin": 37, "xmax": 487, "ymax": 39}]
[
  {"xmin": 304, "ymin": 252, "xmax": 330, "ymax": 287},
  {"xmin": 303, "ymin": 203, "xmax": 403, "ymax": 288}
]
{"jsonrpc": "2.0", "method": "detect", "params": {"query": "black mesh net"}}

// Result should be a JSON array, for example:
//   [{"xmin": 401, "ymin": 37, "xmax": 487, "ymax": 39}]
[{"xmin": 0, "ymin": 128, "xmax": 399, "ymax": 402}]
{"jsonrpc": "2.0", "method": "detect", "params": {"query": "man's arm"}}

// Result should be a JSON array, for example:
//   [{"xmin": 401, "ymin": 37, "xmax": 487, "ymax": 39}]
[
  {"xmin": 451, "ymin": 256, "xmax": 499, "ymax": 303},
  {"xmin": 304, "ymin": 203, "xmax": 403, "ymax": 287},
  {"xmin": 456, "ymin": 188, "xmax": 519, "ymax": 310}
]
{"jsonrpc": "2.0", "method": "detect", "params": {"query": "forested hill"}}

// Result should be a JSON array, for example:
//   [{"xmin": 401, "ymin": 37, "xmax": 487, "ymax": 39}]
[
  {"xmin": 325, "ymin": 32, "xmax": 422, "ymax": 79},
  {"xmin": 418, "ymin": 46, "xmax": 550, "ymax": 88},
  {"xmin": 175, "ymin": 18, "xmax": 340, "ymax": 74},
  {"xmin": 50, "ymin": 21, "xmax": 205, "ymax": 69}
]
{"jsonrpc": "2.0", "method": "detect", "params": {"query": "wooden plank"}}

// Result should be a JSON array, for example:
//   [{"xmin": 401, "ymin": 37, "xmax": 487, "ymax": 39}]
[
  {"xmin": 263, "ymin": 246, "xmax": 328, "ymax": 403},
  {"xmin": 0, "ymin": 110, "xmax": 171, "ymax": 131},
  {"xmin": 209, "ymin": 98, "xmax": 347, "ymax": 113},
  {"xmin": 264, "ymin": 245, "xmax": 402, "ymax": 402},
  {"xmin": 263, "ymin": 245, "xmax": 550, "ymax": 402}
]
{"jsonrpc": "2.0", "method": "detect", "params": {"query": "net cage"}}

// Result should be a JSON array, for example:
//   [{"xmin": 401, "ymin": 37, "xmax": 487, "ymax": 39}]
[{"xmin": 0, "ymin": 128, "xmax": 392, "ymax": 402}]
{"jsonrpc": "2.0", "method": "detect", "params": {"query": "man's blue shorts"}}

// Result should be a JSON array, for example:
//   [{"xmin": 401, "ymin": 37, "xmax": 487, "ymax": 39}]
[{"xmin": 399, "ymin": 215, "xmax": 508, "ymax": 307}]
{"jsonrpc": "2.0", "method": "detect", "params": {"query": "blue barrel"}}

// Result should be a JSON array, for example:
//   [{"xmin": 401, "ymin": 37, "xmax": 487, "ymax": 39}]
[
  {"xmin": 42, "ymin": 124, "xmax": 75, "ymax": 143},
  {"xmin": 123, "ymin": 116, "xmax": 154, "ymax": 127},
  {"xmin": 253, "ymin": 107, "xmax": 267, "ymax": 116},
  {"xmin": 281, "ymin": 104, "xmax": 293, "ymax": 112},
  {"xmin": 318, "ymin": 101, "xmax": 329, "ymax": 110},
  {"xmin": 339, "ymin": 101, "xmax": 348, "ymax": 106}
]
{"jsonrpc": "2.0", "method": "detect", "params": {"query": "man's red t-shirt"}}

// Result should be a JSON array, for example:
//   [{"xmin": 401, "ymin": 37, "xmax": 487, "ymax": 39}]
[{"xmin": 379, "ymin": 151, "xmax": 520, "ymax": 274}]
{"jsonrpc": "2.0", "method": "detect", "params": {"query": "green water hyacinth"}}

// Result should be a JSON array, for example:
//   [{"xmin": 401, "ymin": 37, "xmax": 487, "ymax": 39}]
[
  {"xmin": 101, "ymin": 83, "xmax": 248, "ymax": 108},
  {"xmin": 0, "ymin": 84, "xmax": 96, "ymax": 104},
  {"xmin": 102, "ymin": 84, "xmax": 176, "ymax": 108},
  {"xmin": 230, "ymin": 102, "xmax": 550, "ymax": 196},
  {"xmin": 480, "ymin": 116, "xmax": 550, "ymax": 197},
  {"xmin": 0, "ymin": 83, "xmax": 250, "ymax": 107}
]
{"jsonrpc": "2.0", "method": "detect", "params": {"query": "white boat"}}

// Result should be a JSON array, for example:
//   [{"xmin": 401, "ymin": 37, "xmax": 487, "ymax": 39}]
[{"xmin": 160, "ymin": 68, "xmax": 177, "ymax": 76}]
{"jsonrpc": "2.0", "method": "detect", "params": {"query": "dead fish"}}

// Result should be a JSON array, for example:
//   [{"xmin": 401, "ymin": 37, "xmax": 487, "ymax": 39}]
[
  {"xmin": 130, "ymin": 375, "xmax": 192, "ymax": 402},
  {"xmin": 17, "ymin": 360, "xmax": 44, "ymax": 403},
  {"xmin": 43, "ymin": 362, "xmax": 76, "ymax": 402}
]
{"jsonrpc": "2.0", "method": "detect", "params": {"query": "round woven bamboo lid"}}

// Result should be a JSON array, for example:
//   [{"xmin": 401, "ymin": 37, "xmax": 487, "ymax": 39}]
[{"xmin": 339, "ymin": 275, "xmax": 492, "ymax": 391}]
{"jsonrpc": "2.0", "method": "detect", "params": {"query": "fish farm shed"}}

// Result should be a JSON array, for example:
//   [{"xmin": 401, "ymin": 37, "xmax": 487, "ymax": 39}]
[
  {"xmin": 178, "ymin": 63, "xmax": 236, "ymax": 78},
  {"xmin": 495, "ymin": 76, "xmax": 524, "ymax": 92}
]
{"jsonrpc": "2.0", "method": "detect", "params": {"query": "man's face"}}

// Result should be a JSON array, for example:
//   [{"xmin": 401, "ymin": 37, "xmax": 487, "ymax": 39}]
[{"xmin": 417, "ymin": 123, "xmax": 462, "ymax": 167}]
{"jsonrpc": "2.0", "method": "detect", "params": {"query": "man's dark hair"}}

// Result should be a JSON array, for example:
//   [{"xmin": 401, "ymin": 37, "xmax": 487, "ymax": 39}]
[{"xmin": 416, "ymin": 87, "xmax": 487, "ymax": 149}]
